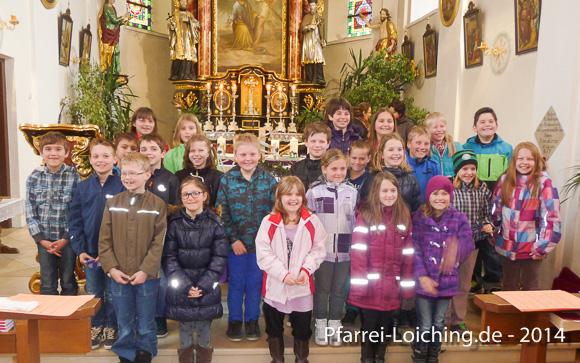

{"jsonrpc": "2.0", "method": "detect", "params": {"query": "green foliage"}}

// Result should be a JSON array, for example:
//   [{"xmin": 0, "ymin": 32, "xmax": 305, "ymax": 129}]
[
  {"xmin": 404, "ymin": 97, "xmax": 430, "ymax": 125},
  {"xmin": 258, "ymin": 158, "xmax": 289, "ymax": 179},
  {"xmin": 295, "ymin": 106, "xmax": 324, "ymax": 134},
  {"xmin": 562, "ymin": 165, "xmax": 580, "ymax": 203},
  {"xmin": 185, "ymin": 102, "xmax": 203, "ymax": 119}
]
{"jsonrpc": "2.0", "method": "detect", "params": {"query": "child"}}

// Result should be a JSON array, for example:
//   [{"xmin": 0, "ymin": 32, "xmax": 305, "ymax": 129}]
[
  {"xmin": 114, "ymin": 133, "xmax": 139, "ymax": 162},
  {"xmin": 306, "ymin": 149, "xmax": 359, "ymax": 347},
  {"xmin": 175, "ymin": 134, "xmax": 224, "ymax": 208},
  {"xmin": 425, "ymin": 112, "xmax": 463, "ymax": 177},
  {"xmin": 353, "ymin": 102, "xmax": 371, "ymax": 140},
  {"xmin": 256, "ymin": 176, "xmax": 327, "ymax": 363},
  {"xmin": 164, "ymin": 113, "xmax": 202, "ymax": 174},
  {"xmin": 163, "ymin": 177, "xmax": 229, "ymax": 363},
  {"xmin": 347, "ymin": 140, "xmax": 371, "ymax": 191},
  {"xmin": 492, "ymin": 142, "xmax": 561, "ymax": 291},
  {"xmin": 406, "ymin": 126, "xmax": 442, "ymax": 201},
  {"xmin": 463, "ymin": 107, "xmax": 513, "ymax": 192},
  {"xmin": 289, "ymin": 121, "xmax": 331, "ymax": 192},
  {"xmin": 69, "ymin": 139, "xmax": 125, "ymax": 349},
  {"xmin": 99, "ymin": 152, "xmax": 167, "ymax": 363},
  {"xmin": 449, "ymin": 150, "xmax": 496, "ymax": 332},
  {"xmin": 368, "ymin": 107, "xmax": 397, "ymax": 151},
  {"xmin": 25, "ymin": 131, "xmax": 81, "ymax": 296},
  {"xmin": 389, "ymin": 99, "xmax": 415, "ymax": 147},
  {"xmin": 140, "ymin": 134, "xmax": 180, "ymax": 206},
  {"xmin": 216, "ymin": 133, "xmax": 277, "ymax": 342},
  {"xmin": 325, "ymin": 98, "xmax": 362, "ymax": 154},
  {"xmin": 130, "ymin": 107, "xmax": 169, "ymax": 151},
  {"xmin": 349, "ymin": 171, "xmax": 414, "ymax": 363},
  {"xmin": 412, "ymin": 176, "xmax": 473, "ymax": 362}
]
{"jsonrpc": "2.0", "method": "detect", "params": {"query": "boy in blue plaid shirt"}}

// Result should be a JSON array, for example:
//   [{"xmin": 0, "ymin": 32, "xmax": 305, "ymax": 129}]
[{"xmin": 25, "ymin": 131, "xmax": 81, "ymax": 295}]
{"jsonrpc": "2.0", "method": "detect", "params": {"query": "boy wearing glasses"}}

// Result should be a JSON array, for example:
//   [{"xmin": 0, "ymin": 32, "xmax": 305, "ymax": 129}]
[{"xmin": 99, "ymin": 153, "xmax": 167, "ymax": 363}]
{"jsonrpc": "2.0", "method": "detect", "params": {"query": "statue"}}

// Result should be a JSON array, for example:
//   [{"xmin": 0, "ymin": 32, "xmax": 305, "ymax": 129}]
[
  {"xmin": 366, "ymin": 8, "xmax": 398, "ymax": 57},
  {"xmin": 300, "ymin": 0, "xmax": 326, "ymax": 85},
  {"xmin": 169, "ymin": 0, "xmax": 201, "ymax": 81},
  {"xmin": 99, "ymin": 0, "xmax": 130, "ymax": 74}
]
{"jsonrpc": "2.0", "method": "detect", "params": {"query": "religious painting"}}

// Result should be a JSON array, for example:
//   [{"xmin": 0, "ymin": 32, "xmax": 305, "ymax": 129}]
[
  {"xmin": 439, "ymin": 0, "xmax": 459, "ymax": 27},
  {"xmin": 80, "ymin": 25, "xmax": 92, "ymax": 60},
  {"xmin": 423, "ymin": 24, "xmax": 437, "ymax": 78},
  {"xmin": 41, "ymin": 0, "xmax": 58, "ymax": 9},
  {"xmin": 213, "ymin": 0, "xmax": 287, "ymax": 77},
  {"xmin": 347, "ymin": 0, "xmax": 372, "ymax": 38},
  {"xmin": 59, "ymin": 9, "xmax": 73, "ymax": 67},
  {"xmin": 463, "ymin": 2, "xmax": 482, "ymax": 68},
  {"xmin": 401, "ymin": 33, "xmax": 413, "ymax": 61},
  {"xmin": 514, "ymin": 0, "xmax": 541, "ymax": 54}
]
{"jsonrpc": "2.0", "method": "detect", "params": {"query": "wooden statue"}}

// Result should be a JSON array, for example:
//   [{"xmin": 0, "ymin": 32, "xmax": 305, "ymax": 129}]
[
  {"xmin": 169, "ymin": 0, "xmax": 201, "ymax": 80},
  {"xmin": 98, "ymin": 0, "xmax": 130, "ymax": 74},
  {"xmin": 300, "ymin": 0, "xmax": 326, "ymax": 85},
  {"xmin": 366, "ymin": 8, "xmax": 398, "ymax": 57}
]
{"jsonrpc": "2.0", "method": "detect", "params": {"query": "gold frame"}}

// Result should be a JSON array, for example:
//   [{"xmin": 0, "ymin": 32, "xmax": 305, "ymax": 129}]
[
  {"xmin": 41, "ymin": 0, "xmax": 58, "ymax": 9},
  {"xmin": 439, "ymin": 0, "xmax": 459, "ymax": 27}
]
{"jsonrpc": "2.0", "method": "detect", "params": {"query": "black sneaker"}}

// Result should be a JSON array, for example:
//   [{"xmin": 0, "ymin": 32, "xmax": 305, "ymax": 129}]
[
  {"xmin": 245, "ymin": 319, "xmax": 261, "ymax": 341},
  {"xmin": 91, "ymin": 326, "xmax": 103, "ymax": 349},
  {"xmin": 118, "ymin": 358, "xmax": 133, "ymax": 363},
  {"xmin": 103, "ymin": 327, "xmax": 118, "ymax": 349},
  {"xmin": 341, "ymin": 309, "xmax": 358, "ymax": 325},
  {"xmin": 469, "ymin": 283, "xmax": 484, "ymax": 295},
  {"xmin": 227, "ymin": 320, "xmax": 243, "ymax": 342},
  {"xmin": 155, "ymin": 317, "xmax": 168, "ymax": 338},
  {"xmin": 135, "ymin": 350, "xmax": 152, "ymax": 363}
]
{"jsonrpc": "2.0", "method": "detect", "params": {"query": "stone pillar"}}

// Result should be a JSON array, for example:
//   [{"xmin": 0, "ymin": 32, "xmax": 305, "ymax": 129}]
[{"xmin": 288, "ymin": 0, "xmax": 302, "ymax": 80}]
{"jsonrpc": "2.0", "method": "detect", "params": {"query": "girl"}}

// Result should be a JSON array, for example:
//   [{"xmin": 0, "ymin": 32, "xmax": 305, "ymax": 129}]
[
  {"xmin": 306, "ymin": 149, "xmax": 359, "ymax": 347},
  {"xmin": 449, "ymin": 150, "xmax": 497, "ymax": 333},
  {"xmin": 353, "ymin": 102, "xmax": 372, "ymax": 140},
  {"xmin": 175, "ymin": 134, "xmax": 223, "ymax": 208},
  {"xmin": 348, "ymin": 171, "xmax": 414, "ymax": 363},
  {"xmin": 492, "ymin": 142, "xmax": 561, "ymax": 291},
  {"xmin": 368, "ymin": 108, "xmax": 397, "ymax": 163},
  {"xmin": 425, "ymin": 112, "xmax": 463, "ymax": 177},
  {"xmin": 163, "ymin": 177, "xmax": 229, "ymax": 363},
  {"xmin": 129, "ymin": 107, "xmax": 169, "ymax": 151},
  {"xmin": 256, "ymin": 176, "xmax": 327, "ymax": 363},
  {"xmin": 164, "ymin": 114, "xmax": 202, "ymax": 174}
]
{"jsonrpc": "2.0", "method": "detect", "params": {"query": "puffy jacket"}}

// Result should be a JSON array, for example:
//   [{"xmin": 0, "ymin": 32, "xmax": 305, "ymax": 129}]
[
  {"xmin": 407, "ymin": 152, "xmax": 442, "ymax": 202},
  {"xmin": 289, "ymin": 154, "xmax": 322, "ymax": 192},
  {"xmin": 463, "ymin": 134, "xmax": 513, "ymax": 182},
  {"xmin": 360, "ymin": 167, "xmax": 423, "ymax": 212},
  {"xmin": 412, "ymin": 206, "xmax": 474, "ymax": 297},
  {"xmin": 163, "ymin": 208, "xmax": 229, "ymax": 321},
  {"xmin": 492, "ymin": 172, "xmax": 561, "ymax": 260},
  {"xmin": 255, "ymin": 207, "xmax": 327, "ymax": 304},
  {"xmin": 430, "ymin": 141, "xmax": 463, "ymax": 177},
  {"xmin": 348, "ymin": 208, "xmax": 415, "ymax": 311},
  {"xmin": 146, "ymin": 165, "xmax": 180, "ymax": 206},
  {"xmin": 327, "ymin": 121, "xmax": 361, "ymax": 155},
  {"xmin": 163, "ymin": 143, "xmax": 186, "ymax": 174},
  {"xmin": 176, "ymin": 166, "xmax": 224, "ymax": 207},
  {"xmin": 69, "ymin": 171, "xmax": 125, "ymax": 256}
]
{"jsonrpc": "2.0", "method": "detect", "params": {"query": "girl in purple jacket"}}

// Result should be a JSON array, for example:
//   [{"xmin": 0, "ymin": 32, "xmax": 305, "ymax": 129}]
[{"xmin": 412, "ymin": 176, "xmax": 473, "ymax": 363}]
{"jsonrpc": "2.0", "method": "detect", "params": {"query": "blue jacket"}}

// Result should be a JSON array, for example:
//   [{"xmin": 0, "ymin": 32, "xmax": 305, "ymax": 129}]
[
  {"xmin": 463, "ymin": 134, "xmax": 513, "ymax": 182},
  {"xmin": 69, "ymin": 171, "xmax": 125, "ymax": 256},
  {"xmin": 327, "ymin": 121, "xmax": 362, "ymax": 155},
  {"xmin": 430, "ymin": 141, "xmax": 463, "ymax": 177},
  {"xmin": 407, "ymin": 152, "xmax": 442, "ymax": 202}
]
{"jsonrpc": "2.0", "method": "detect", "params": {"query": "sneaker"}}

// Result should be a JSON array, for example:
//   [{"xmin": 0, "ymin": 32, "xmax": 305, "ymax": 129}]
[
  {"xmin": 245, "ymin": 319, "xmax": 261, "ymax": 341},
  {"xmin": 451, "ymin": 323, "xmax": 468, "ymax": 333},
  {"xmin": 156, "ymin": 317, "xmax": 168, "ymax": 338},
  {"xmin": 341, "ymin": 309, "xmax": 358, "ymax": 325},
  {"xmin": 469, "ymin": 283, "xmax": 483, "ymax": 295},
  {"xmin": 119, "ymin": 358, "xmax": 133, "ymax": 363},
  {"xmin": 103, "ymin": 327, "xmax": 118, "ymax": 350},
  {"xmin": 314, "ymin": 318, "xmax": 328, "ymax": 346},
  {"xmin": 135, "ymin": 350, "xmax": 152, "ymax": 363},
  {"xmin": 328, "ymin": 319, "xmax": 343, "ymax": 347},
  {"xmin": 227, "ymin": 320, "xmax": 243, "ymax": 342},
  {"xmin": 91, "ymin": 326, "xmax": 103, "ymax": 349}
]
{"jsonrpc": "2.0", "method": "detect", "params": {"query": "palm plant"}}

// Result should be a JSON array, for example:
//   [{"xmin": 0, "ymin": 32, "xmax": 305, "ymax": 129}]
[{"xmin": 562, "ymin": 165, "xmax": 580, "ymax": 202}]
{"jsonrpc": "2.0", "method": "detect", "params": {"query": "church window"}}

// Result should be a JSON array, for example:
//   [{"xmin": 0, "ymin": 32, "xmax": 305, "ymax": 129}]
[
  {"xmin": 409, "ymin": 0, "xmax": 437, "ymax": 23},
  {"xmin": 347, "ymin": 0, "xmax": 372, "ymax": 38},
  {"xmin": 127, "ymin": 0, "xmax": 152, "ymax": 31}
]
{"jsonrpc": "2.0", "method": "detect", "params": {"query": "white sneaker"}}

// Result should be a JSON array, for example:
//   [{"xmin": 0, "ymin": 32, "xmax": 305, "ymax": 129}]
[
  {"xmin": 314, "ymin": 318, "xmax": 328, "ymax": 346},
  {"xmin": 328, "ymin": 320, "xmax": 343, "ymax": 347}
]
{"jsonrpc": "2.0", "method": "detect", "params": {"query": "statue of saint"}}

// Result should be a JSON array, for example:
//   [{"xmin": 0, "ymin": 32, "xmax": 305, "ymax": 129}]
[
  {"xmin": 300, "ymin": 0, "xmax": 326, "ymax": 85},
  {"xmin": 99, "ymin": 0, "xmax": 130, "ymax": 74},
  {"xmin": 366, "ymin": 8, "xmax": 398, "ymax": 57},
  {"xmin": 169, "ymin": 0, "xmax": 201, "ymax": 80}
]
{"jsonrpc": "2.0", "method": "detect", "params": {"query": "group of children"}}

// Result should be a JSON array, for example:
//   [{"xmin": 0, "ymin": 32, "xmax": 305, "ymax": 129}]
[{"xmin": 24, "ymin": 99, "xmax": 561, "ymax": 363}]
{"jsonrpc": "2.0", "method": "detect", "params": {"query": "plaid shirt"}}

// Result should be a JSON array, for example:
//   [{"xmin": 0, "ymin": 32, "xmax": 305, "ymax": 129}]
[
  {"xmin": 25, "ymin": 164, "xmax": 81, "ymax": 243},
  {"xmin": 451, "ymin": 180, "xmax": 493, "ymax": 241}
]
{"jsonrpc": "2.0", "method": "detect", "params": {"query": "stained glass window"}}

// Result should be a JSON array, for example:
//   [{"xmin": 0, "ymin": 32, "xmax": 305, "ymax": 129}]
[
  {"xmin": 347, "ymin": 0, "xmax": 372, "ymax": 38},
  {"xmin": 127, "ymin": 0, "xmax": 152, "ymax": 31}
]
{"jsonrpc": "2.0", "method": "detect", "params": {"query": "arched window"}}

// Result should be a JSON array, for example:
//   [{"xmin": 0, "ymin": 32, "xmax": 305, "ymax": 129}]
[
  {"xmin": 127, "ymin": 0, "xmax": 152, "ymax": 31},
  {"xmin": 409, "ymin": 0, "xmax": 437, "ymax": 23},
  {"xmin": 347, "ymin": 0, "xmax": 372, "ymax": 37}
]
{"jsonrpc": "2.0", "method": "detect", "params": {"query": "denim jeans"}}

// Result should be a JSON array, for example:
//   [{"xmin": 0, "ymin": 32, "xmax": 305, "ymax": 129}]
[
  {"xmin": 84, "ymin": 265, "xmax": 116, "ymax": 328},
  {"xmin": 111, "ymin": 278, "xmax": 159, "ymax": 361},
  {"xmin": 37, "ymin": 242, "xmax": 78, "ymax": 295},
  {"xmin": 227, "ymin": 252, "xmax": 263, "ymax": 322},
  {"xmin": 415, "ymin": 295, "xmax": 451, "ymax": 349},
  {"xmin": 155, "ymin": 268, "xmax": 168, "ymax": 318}
]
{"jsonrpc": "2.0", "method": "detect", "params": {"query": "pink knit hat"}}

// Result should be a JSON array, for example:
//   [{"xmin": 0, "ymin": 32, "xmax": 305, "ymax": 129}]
[{"xmin": 424, "ymin": 175, "xmax": 455, "ymax": 203}]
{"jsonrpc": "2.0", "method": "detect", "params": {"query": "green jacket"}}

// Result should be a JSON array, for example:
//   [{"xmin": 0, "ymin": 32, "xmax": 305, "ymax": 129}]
[
  {"xmin": 463, "ymin": 134, "xmax": 513, "ymax": 182},
  {"xmin": 164, "ymin": 144, "xmax": 185, "ymax": 174}
]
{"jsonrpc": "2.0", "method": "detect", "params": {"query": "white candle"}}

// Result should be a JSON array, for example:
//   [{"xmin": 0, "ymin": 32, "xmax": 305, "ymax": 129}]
[
  {"xmin": 292, "ymin": 84, "xmax": 296, "ymax": 97},
  {"xmin": 271, "ymin": 139, "xmax": 280, "ymax": 159},
  {"xmin": 232, "ymin": 83, "xmax": 237, "ymax": 94},
  {"xmin": 290, "ymin": 137, "xmax": 298, "ymax": 158},
  {"xmin": 206, "ymin": 82, "xmax": 211, "ymax": 91},
  {"xmin": 266, "ymin": 83, "xmax": 271, "ymax": 95},
  {"xmin": 217, "ymin": 136, "xmax": 226, "ymax": 156}
]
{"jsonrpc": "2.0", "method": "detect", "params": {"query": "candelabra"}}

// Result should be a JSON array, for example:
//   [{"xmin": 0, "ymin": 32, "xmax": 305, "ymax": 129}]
[
  {"xmin": 274, "ymin": 86, "xmax": 286, "ymax": 133},
  {"xmin": 215, "ymin": 84, "xmax": 227, "ymax": 131},
  {"xmin": 0, "ymin": 15, "xmax": 19, "ymax": 31},
  {"xmin": 229, "ymin": 84, "xmax": 239, "ymax": 131},
  {"xmin": 288, "ymin": 85, "xmax": 297, "ymax": 133},
  {"xmin": 203, "ymin": 82, "xmax": 214, "ymax": 132},
  {"xmin": 264, "ymin": 84, "xmax": 273, "ymax": 131}
]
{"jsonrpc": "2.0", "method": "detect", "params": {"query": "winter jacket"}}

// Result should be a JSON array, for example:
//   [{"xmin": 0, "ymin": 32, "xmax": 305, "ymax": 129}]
[
  {"xmin": 407, "ymin": 152, "xmax": 442, "ymax": 202},
  {"xmin": 360, "ymin": 167, "xmax": 423, "ymax": 213},
  {"xmin": 163, "ymin": 208, "xmax": 229, "ymax": 322},
  {"xmin": 431, "ymin": 141, "xmax": 464, "ymax": 177},
  {"xmin": 492, "ymin": 172, "xmax": 561, "ymax": 260},
  {"xmin": 463, "ymin": 134, "xmax": 513, "ymax": 183},
  {"xmin": 306, "ymin": 178, "xmax": 359, "ymax": 262},
  {"xmin": 289, "ymin": 155, "xmax": 322, "ymax": 192},
  {"xmin": 327, "ymin": 121, "xmax": 361, "ymax": 155},
  {"xmin": 163, "ymin": 143, "xmax": 186, "ymax": 174},
  {"xmin": 176, "ymin": 166, "xmax": 224, "ymax": 207},
  {"xmin": 69, "ymin": 171, "xmax": 125, "ymax": 256},
  {"xmin": 451, "ymin": 180, "xmax": 493, "ymax": 242},
  {"xmin": 352, "ymin": 117, "xmax": 369, "ymax": 141},
  {"xmin": 348, "ymin": 209, "xmax": 415, "ymax": 311},
  {"xmin": 396, "ymin": 116, "xmax": 415, "ymax": 147},
  {"xmin": 255, "ymin": 207, "xmax": 327, "ymax": 304},
  {"xmin": 216, "ymin": 165, "xmax": 277, "ymax": 254},
  {"xmin": 146, "ymin": 165, "xmax": 180, "ymax": 206},
  {"xmin": 412, "ymin": 206, "xmax": 474, "ymax": 298}
]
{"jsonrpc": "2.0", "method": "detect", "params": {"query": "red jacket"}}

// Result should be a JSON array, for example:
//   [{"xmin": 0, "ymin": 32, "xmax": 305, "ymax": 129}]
[{"xmin": 347, "ymin": 207, "xmax": 415, "ymax": 311}]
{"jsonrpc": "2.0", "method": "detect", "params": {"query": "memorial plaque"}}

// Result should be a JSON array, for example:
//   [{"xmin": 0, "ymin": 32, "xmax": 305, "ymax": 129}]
[{"xmin": 534, "ymin": 106, "xmax": 564, "ymax": 160}]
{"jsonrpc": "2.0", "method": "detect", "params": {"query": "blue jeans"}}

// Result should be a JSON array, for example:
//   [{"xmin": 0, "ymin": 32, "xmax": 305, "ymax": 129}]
[
  {"xmin": 415, "ymin": 295, "xmax": 451, "ymax": 349},
  {"xmin": 227, "ymin": 252, "xmax": 263, "ymax": 322},
  {"xmin": 37, "ymin": 242, "xmax": 78, "ymax": 295},
  {"xmin": 111, "ymin": 278, "xmax": 159, "ymax": 361},
  {"xmin": 155, "ymin": 268, "xmax": 168, "ymax": 318},
  {"xmin": 84, "ymin": 265, "xmax": 116, "ymax": 328}
]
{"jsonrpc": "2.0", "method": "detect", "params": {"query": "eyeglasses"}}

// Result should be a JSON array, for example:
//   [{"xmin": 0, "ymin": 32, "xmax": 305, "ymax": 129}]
[
  {"xmin": 181, "ymin": 191, "xmax": 204, "ymax": 199},
  {"xmin": 121, "ymin": 171, "xmax": 146, "ymax": 178}
]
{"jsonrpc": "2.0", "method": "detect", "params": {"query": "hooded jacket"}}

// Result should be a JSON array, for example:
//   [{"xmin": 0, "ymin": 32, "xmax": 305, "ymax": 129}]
[
  {"xmin": 289, "ymin": 154, "xmax": 322, "ymax": 192},
  {"xmin": 146, "ymin": 164, "xmax": 180, "ymax": 206},
  {"xmin": 360, "ymin": 167, "xmax": 423, "ymax": 213},
  {"xmin": 463, "ymin": 134, "xmax": 513, "ymax": 182},
  {"xmin": 327, "ymin": 121, "xmax": 362, "ymax": 155},
  {"xmin": 430, "ymin": 141, "xmax": 464, "ymax": 177},
  {"xmin": 163, "ymin": 143, "xmax": 186, "ymax": 174},
  {"xmin": 176, "ymin": 166, "xmax": 224, "ymax": 207},
  {"xmin": 407, "ymin": 152, "xmax": 442, "ymax": 202}
]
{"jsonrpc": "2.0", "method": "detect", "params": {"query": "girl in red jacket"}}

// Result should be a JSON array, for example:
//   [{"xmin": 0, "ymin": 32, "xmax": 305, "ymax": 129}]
[{"xmin": 348, "ymin": 171, "xmax": 414, "ymax": 363}]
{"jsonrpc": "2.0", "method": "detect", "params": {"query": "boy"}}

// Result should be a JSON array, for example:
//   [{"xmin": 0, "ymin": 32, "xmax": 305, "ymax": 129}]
[
  {"xmin": 99, "ymin": 152, "xmax": 167, "ymax": 363},
  {"xmin": 406, "ymin": 126, "xmax": 442, "ymax": 201},
  {"xmin": 25, "ymin": 131, "xmax": 81, "ymax": 296},
  {"xmin": 69, "ymin": 139, "xmax": 125, "ymax": 350},
  {"xmin": 346, "ymin": 140, "xmax": 371, "ymax": 190},
  {"xmin": 216, "ymin": 133, "xmax": 277, "ymax": 342},
  {"xmin": 289, "ymin": 121, "xmax": 331, "ymax": 191},
  {"xmin": 325, "ymin": 98, "xmax": 362, "ymax": 154},
  {"xmin": 114, "ymin": 133, "xmax": 138, "ymax": 174},
  {"xmin": 463, "ymin": 107, "xmax": 513, "ymax": 192},
  {"xmin": 389, "ymin": 99, "xmax": 415, "ymax": 147}
]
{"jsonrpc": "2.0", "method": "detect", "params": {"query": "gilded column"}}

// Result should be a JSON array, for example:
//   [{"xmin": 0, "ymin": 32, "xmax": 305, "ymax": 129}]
[
  {"xmin": 288, "ymin": 0, "xmax": 302, "ymax": 80},
  {"xmin": 198, "ymin": 0, "xmax": 211, "ymax": 77}
]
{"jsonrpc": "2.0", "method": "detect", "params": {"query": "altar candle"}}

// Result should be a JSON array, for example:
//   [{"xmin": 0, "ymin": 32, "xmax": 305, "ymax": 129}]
[
  {"xmin": 232, "ymin": 83, "xmax": 237, "ymax": 94},
  {"xmin": 271, "ymin": 139, "xmax": 280, "ymax": 159},
  {"xmin": 206, "ymin": 82, "xmax": 211, "ymax": 91},
  {"xmin": 278, "ymin": 85, "xmax": 282, "ymax": 93},
  {"xmin": 291, "ymin": 85, "xmax": 296, "ymax": 97},
  {"xmin": 290, "ymin": 137, "xmax": 298, "ymax": 158},
  {"xmin": 217, "ymin": 136, "xmax": 226, "ymax": 156},
  {"xmin": 219, "ymin": 83, "xmax": 223, "ymax": 91},
  {"xmin": 266, "ymin": 83, "xmax": 271, "ymax": 95}
]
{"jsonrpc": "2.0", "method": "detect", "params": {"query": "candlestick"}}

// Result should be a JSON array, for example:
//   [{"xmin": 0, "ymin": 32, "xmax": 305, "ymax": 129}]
[
  {"xmin": 290, "ymin": 137, "xmax": 298, "ymax": 158},
  {"xmin": 203, "ymin": 83, "xmax": 213, "ymax": 132},
  {"xmin": 217, "ymin": 136, "xmax": 226, "ymax": 157},
  {"xmin": 271, "ymin": 139, "xmax": 280, "ymax": 160}
]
